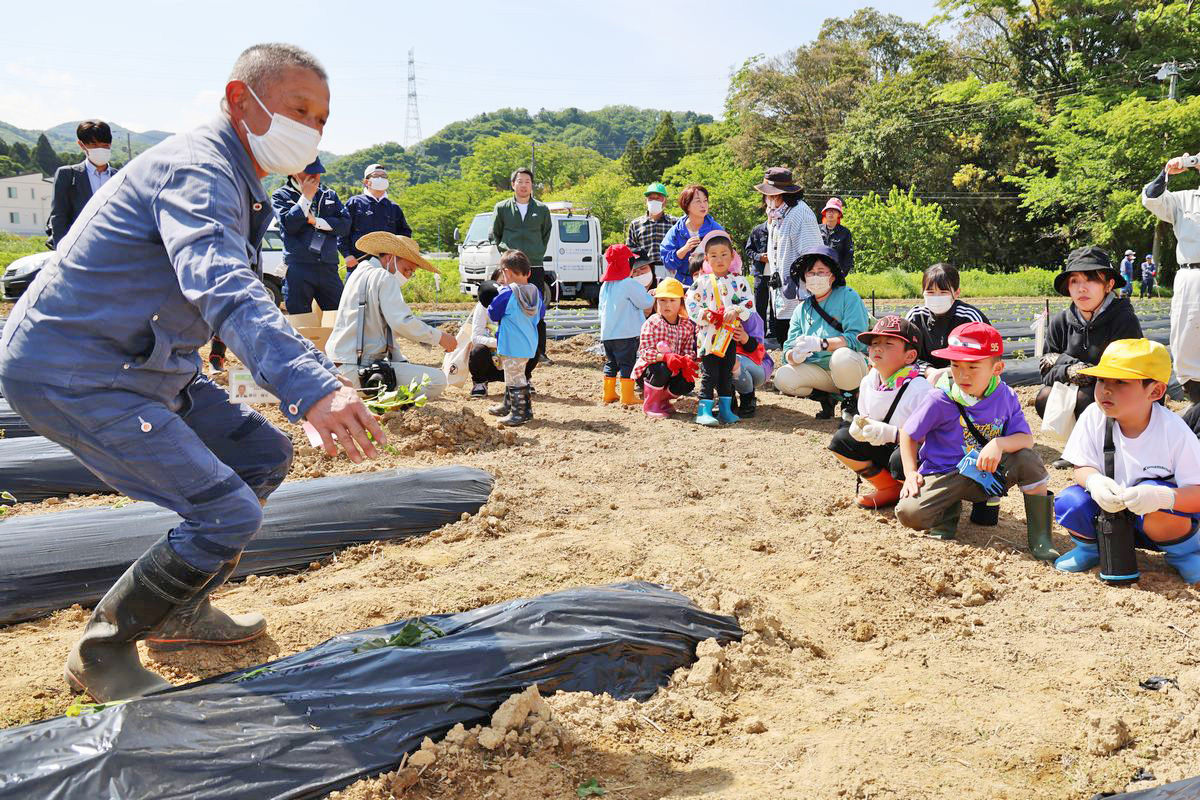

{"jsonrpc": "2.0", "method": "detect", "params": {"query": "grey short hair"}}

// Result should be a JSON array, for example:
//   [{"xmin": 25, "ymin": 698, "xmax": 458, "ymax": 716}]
[{"xmin": 228, "ymin": 43, "xmax": 327, "ymax": 93}]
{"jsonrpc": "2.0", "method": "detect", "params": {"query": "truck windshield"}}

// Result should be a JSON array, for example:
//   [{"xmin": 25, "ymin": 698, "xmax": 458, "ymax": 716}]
[
  {"xmin": 558, "ymin": 219, "xmax": 589, "ymax": 243},
  {"xmin": 464, "ymin": 213, "xmax": 495, "ymax": 246}
]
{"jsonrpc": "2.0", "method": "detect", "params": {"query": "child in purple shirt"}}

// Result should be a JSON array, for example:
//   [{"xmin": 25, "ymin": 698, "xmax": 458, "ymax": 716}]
[{"xmin": 895, "ymin": 322, "xmax": 1058, "ymax": 560}]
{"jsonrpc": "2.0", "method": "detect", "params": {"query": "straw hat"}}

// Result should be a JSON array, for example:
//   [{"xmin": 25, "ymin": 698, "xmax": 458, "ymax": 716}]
[{"xmin": 354, "ymin": 232, "xmax": 437, "ymax": 273}]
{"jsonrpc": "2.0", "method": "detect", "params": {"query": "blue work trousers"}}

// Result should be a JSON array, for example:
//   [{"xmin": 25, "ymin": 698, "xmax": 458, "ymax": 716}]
[{"xmin": 283, "ymin": 260, "xmax": 344, "ymax": 314}]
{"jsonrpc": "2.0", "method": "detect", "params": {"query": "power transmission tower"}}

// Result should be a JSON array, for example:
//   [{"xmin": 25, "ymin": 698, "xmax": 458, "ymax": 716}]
[{"xmin": 404, "ymin": 48, "xmax": 423, "ymax": 154}]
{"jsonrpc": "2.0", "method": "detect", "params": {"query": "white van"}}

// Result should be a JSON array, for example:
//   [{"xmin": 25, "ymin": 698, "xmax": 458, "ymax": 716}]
[{"xmin": 457, "ymin": 202, "xmax": 604, "ymax": 305}]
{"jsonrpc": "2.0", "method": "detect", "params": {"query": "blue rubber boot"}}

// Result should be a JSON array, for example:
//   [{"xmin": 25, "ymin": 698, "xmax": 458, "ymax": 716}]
[
  {"xmin": 716, "ymin": 396, "xmax": 740, "ymax": 424},
  {"xmin": 695, "ymin": 399, "xmax": 719, "ymax": 427},
  {"xmin": 1054, "ymin": 538, "xmax": 1100, "ymax": 572},
  {"xmin": 1161, "ymin": 533, "xmax": 1200, "ymax": 584}
]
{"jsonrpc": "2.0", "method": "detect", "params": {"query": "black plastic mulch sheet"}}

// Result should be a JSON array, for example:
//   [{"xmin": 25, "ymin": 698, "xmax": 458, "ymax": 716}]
[
  {"xmin": 0, "ymin": 582, "xmax": 742, "ymax": 800},
  {"xmin": 1110, "ymin": 777, "xmax": 1200, "ymax": 798},
  {"xmin": 0, "ymin": 398, "xmax": 34, "ymax": 438},
  {"xmin": 0, "ymin": 435, "xmax": 113, "ymax": 502},
  {"xmin": 0, "ymin": 466, "xmax": 492, "ymax": 626}
]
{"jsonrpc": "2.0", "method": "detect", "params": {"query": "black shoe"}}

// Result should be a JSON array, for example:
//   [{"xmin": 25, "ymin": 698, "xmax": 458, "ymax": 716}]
[
  {"xmin": 146, "ymin": 554, "xmax": 265, "ymax": 651},
  {"xmin": 65, "ymin": 536, "xmax": 216, "ymax": 702},
  {"xmin": 488, "ymin": 393, "xmax": 510, "ymax": 416},
  {"xmin": 815, "ymin": 393, "xmax": 836, "ymax": 420},
  {"xmin": 1051, "ymin": 457, "xmax": 1072, "ymax": 470},
  {"xmin": 537, "ymin": 354, "xmax": 553, "ymax": 366},
  {"xmin": 969, "ymin": 501, "xmax": 1000, "ymax": 526},
  {"xmin": 735, "ymin": 392, "xmax": 756, "ymax": 418},
  {"xmin": 470, "ymin": 382, "xmax": 487, "ymax": 398}
]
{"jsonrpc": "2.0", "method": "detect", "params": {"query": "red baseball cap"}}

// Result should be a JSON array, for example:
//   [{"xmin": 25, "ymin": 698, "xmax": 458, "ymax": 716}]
[{"xmin": 931, "ymin": 322, "xmax": 1004, "ymax": 362}]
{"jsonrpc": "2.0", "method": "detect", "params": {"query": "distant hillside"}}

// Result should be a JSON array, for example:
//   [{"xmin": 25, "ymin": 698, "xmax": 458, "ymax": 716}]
[
  {"xmin": 0, "ymin": 120, "xmax": 171, "ymax": 159},
  {"xmin": 323, "ymin": 105, "xmax": 714, "ymax": 187}
]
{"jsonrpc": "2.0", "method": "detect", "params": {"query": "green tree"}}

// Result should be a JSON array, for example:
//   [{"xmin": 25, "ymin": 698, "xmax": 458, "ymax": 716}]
[
  {"xmin": 620, "ymin": 137, "xmax": 649, "ymax": 184},
  {"xmin": 684, "ymin": 125, "xmax": 705, "ymax": 155},
  {"xmin": 9, "ymin": 142, "xmax": 31, "ymax": 170},
  {"xmin": 460, "ymin": 133, "xmax": 607, "ymax": 192},
  {"xmin": 842, "ymin": 187, "xmax": 959, "ymax": 273},
  {"xmin": 642, "ymin": 113, "xmax": 683, "ymax": 179},
  {"xmin": 33, "ymin": 134, "xmax": 60, "ymax": 176},
  {"xmin": 547, "ymin": 166, "xmax": 645, "ymax": 244},
  {"xmin": 819, "ymin": 8, "xmax": 941, "ymax": 79},
  {"xmin": 398, "ymin": 178, "xmax": 509, "ymax": 251},
  {"xmin": 0, "ymin": 139, "xmax": 8, "ymax": 158}
]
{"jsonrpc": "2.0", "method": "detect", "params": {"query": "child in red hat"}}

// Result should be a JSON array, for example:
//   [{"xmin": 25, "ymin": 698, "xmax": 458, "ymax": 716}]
[
  {"xmin": 599, "ymin": 243, "xmax": 654, "ymax": 405},
  {"xmin": 894, "ymin": 322, "xmax": 1058, "ymax": 560}
]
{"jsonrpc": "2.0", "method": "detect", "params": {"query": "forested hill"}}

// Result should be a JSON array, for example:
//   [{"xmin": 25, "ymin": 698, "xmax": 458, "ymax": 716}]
[{"xmin": 321, "ymin": 105, "xmax": 713, "ymax": 186}]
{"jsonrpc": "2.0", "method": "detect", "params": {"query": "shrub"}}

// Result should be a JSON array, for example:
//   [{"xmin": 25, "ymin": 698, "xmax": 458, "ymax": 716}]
[{"xmin": 841, "ymin": 188, "xmax": 958, "ymax": 275}]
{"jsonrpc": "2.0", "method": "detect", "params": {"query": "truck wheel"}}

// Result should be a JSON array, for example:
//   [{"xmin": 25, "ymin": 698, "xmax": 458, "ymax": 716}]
[{"xmin": 264, "ymin": 276, "xmax": 284, "ymax": 308}]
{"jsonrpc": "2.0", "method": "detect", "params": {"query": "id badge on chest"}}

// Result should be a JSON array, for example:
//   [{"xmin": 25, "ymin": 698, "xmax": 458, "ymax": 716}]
[{"xmin": 308, "ymin": 231, "xmax": 327, "ymax": 256}]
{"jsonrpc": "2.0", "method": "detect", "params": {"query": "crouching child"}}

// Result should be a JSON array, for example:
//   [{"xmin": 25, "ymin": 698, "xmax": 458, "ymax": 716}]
[
  {"xmin": 634, "ymin": 278, "xmax": 698, "ymax": 419},
  {"xmin": 828, "ymin": 315, "xmax": 932, "ymax": 509},
  {"xmin": 1053, "ymin": 339, "xmax": 1200, "ymax": 584},
  {"xmin": 894, "ymin": 322, "xmax": 1059, "ymax": 560}
]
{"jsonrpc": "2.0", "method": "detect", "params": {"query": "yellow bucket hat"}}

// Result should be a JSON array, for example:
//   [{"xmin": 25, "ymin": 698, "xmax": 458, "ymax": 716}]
[
  {"xmin": 653, "ymin": 277, "xmax": 686, "ymax": 299},
  {"xmin": 354, "ymin": 232, "xmax": 437, "ymax": 273},
  {"xmin": 1079, "ymin": 339, "xmax": 1172, "ymax": 384}
]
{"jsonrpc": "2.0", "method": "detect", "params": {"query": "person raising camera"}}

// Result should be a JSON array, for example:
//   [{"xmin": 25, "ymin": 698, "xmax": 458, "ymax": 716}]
[{"xmin": 325, "ymin": 231, "xmax": 457, "ymax": 396}]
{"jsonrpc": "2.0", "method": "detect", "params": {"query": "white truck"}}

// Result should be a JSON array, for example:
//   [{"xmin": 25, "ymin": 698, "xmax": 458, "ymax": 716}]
[{"xmin": 457, "ymin": 202, "xmax": 604, "ymax": 306}]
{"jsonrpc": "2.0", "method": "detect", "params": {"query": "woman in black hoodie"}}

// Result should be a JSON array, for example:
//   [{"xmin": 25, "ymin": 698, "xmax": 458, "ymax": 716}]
[{"xmin": 1036, "ymin": 246, "xmax": 1143, "ymax": 461}]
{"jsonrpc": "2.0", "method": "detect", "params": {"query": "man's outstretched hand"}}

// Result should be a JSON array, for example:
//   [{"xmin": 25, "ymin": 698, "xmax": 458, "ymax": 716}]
[{"xmin": 306, "ymin": 385, "xmax": 387, "ymax": 463}]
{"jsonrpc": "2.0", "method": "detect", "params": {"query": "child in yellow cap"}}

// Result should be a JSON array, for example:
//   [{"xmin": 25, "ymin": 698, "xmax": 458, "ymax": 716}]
[
  {"xmin": 1054, "ymin": 339, "xmax": 1200, "ymax": 583},
  {"xmin": 634, "ymin": 278, "xmax": 698, "ymax": 419}
]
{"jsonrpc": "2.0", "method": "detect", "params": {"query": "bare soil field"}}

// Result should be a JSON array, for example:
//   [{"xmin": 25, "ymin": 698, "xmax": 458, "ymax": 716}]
[{"xmin": 2, "ymin": 313, "xmax": 1199, "ymax": 799}]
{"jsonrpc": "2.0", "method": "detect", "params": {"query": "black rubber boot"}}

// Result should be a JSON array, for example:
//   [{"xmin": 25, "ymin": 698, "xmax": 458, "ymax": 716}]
[
  {"xmin": 736, "ymin": 391, "xmax": 757, "ymax": 418},
  {"xmin": 970, "ymin": 500, "xmax": 999, "ymax": 526},
  {"xmin": 929, "ymin": 502, "xmax": 961, "ymax": 540},
  {"xmin": 146, "ymin": 555, "xmax": 266, "ymax": 652},
  {"xmin": 1024, "ymin": 492, "xmax": 1061, "ymax": 562},
  {"xmin": 815, "ymin": 392, "xmax": 837, "ymax": 420},
  {"xmin": 1186, "ymin": 381, "xmax": 1200, "ymax": 405},
  {"xmin": 487, "ymin": 391, "xmax": 510, "ymax": 417},
  {"xmin": 65, "ymin": 536, "xmax": 216, "ymax": 702},
  {"xmin": 499, "ymin": 386, "xmax": 529, "ymax": 427}
]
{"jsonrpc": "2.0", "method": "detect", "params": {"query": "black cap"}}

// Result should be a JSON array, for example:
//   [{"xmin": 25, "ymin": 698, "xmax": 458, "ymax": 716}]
[{"xmin": 1055, "ymin": 245, "xmax": 1125, "ymax": 295}]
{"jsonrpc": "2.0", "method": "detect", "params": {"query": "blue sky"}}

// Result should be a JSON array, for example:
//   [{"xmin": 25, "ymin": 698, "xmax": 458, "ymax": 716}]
[{"xmin": 0, "ymin": 0, "xmax": 940, "ymax": 155}]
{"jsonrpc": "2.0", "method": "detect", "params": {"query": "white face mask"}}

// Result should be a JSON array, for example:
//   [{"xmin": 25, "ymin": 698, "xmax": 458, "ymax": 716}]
[
  {"xmin": 86, "ymin": 147, "xmax": 111, "ymax": 166},
  {"xmin": 646, "ymin": 199, "xmax": 664, "ymax": 215},
  {"xmin": 633, "ymin": 272, "xmax": 653, "ymax": 288},
  {"xmin": 368, "ymin": 177, "xmax": 389, "ymax": 192},
  {"xmin": 805, "ymin": 275, "xmax": 833, "ymax": 296},
  {"xmin": 240, "ymin": 85, "xmax": 322, "ymax": 175},
  {"xmin": 394, "ymin": 271, "xmax": 409, "ymax": 287},
  {"xmin": 924, "ymin": 293, "xmax": 954, "ymax": 315}
]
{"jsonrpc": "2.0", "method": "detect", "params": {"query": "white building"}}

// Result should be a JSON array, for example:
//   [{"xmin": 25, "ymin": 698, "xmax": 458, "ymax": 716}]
[{"xmin": 0, "ymin": 173, "xmax": 53, "ymax": 236}]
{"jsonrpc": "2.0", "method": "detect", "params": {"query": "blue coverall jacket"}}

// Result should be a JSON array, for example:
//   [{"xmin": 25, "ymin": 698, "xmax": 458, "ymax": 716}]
[{"xmin": 272, "ymin": 182, "xmax": 350, "ymax": 267}]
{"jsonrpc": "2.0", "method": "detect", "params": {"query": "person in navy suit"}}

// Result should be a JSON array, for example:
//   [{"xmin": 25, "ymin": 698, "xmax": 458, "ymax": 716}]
[
  {"xmin": 47, "ymin": 120, "xmax": 117, "ymax": 249},
  {"xmin": 271, "ymin": 157, "xmax": 350, "ymax": 313},
  {"xmin": 338, "ymin": 163, "xmax": 411, "ymax": 274}
]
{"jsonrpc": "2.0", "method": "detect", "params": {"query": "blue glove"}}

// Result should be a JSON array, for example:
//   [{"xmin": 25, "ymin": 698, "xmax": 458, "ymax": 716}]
[{"xmin": 957, "ymin": 448, "xmax": 1005, "ymax": 496}]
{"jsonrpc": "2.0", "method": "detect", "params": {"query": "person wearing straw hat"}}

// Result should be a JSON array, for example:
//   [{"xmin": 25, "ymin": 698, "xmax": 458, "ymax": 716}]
[
  {"xmin": 754, "ymin": 167, "xmax": 822, "ymax": 346},
  {"xmin": 325, "ymin": 231, "xmax": 457, "ymax": 397},
  {"xmin": 1053, "ymin": 339, "xmax": 1200, "ymax": 584},
  {"xmin": 819, "ymin": 197, "xmax": 855, "ymax": 275}
]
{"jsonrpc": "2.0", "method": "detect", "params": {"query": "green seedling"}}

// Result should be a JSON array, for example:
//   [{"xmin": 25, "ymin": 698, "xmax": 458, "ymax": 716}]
[
  {"xmin": 353, "ymin": 619, "xmax": 445, "ymax": 653},
  {"xmin": 232, "ymin": 666, "xmax": 275, "ymax": 682},
  {"xmin": 65, "ymin": 698, "xmax": 132, "ymax": 717},
  {"xmin": 577, "ymin": 778, "xmax": 607, "ymax": 797},
  {"xmin": 365, "ymin": 376, "xmax": 431, "ymax": 415},
  {"xmin": 111, "ymin": 498, "xmax": 133, "ymax": 509},
  {"xmin": 0, "ymin": 491, "xmax": 16, "ymax": 505}
]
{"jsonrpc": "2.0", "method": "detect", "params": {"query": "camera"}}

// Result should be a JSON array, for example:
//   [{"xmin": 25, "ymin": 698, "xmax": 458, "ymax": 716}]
[
  {"xmin": 1180, "ymin": 154, "xmax": 1200, "ymax": 169},
  {"xmin": 357, "ymin": 359, "xmax": 397, "ymax": 393}
]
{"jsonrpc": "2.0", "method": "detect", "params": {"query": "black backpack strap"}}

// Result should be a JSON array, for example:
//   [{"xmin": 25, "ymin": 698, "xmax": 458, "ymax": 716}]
[
  {"xmin": 956, "ymin": 402, "xmax": 999, "ymax": 449},
  {"xmin": 808, "ymin": 295, "xmax": 845, "ymax": 333},
  {"xmin": 1104, "ymin": 417, "xmax": 1116, "ymax": 480},
  {"xmin": 882, "ymin": 380, "xmax": 912, "ymax": 424}
]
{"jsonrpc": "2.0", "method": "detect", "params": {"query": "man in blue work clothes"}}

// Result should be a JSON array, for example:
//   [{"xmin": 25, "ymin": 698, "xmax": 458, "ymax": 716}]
[
  {"xmin": 0, "ymin": 43, "xmax": 385, "ymax": 703},
  {"xmin": 271, "ymin": 156, "xmax": 350, "ymax": 313},
  {"xmin": 339, "ymin": 163, "xmax": 412, "ymax": 275}
]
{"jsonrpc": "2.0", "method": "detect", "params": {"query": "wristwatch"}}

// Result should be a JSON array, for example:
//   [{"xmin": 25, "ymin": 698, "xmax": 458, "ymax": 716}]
[{"xmin": 820, "ymin": 338, "xmax": 829, "ymax": 351}]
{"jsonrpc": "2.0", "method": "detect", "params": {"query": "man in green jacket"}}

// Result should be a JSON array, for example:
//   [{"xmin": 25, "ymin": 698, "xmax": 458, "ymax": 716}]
[{"xmin": 492, "ymin": 167, "xmax": 552, "ymax": 364}]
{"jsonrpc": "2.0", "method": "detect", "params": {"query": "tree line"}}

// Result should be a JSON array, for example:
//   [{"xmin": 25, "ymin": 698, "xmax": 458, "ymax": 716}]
[{"xmin": 0, "ymin": 134, "xmax": 118, "ymax": 181}]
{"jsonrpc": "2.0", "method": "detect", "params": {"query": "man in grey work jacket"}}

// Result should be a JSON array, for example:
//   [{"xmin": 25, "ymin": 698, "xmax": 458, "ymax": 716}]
[
  {"xmin": 0, "ymin": 43, "xmax": 385, "ymax": 703},
  {"xmin": 492, "ymin": 167, "xmax": 552, "ymax": 366}
]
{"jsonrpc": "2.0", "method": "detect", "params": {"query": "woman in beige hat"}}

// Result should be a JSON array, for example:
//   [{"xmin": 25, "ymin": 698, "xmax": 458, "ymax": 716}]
[{"xmin": 325, "ymin": 232, "xmax": 457, "ymax": 397}]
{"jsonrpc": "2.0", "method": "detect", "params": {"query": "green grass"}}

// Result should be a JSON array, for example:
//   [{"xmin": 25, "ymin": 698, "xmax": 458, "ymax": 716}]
[
  {"xmin": 847, "ymin": 267, "xmax": 1172, "ymax": 299},
  {"xmin": 0, "ymin": 233, "xmax": 48, "ymax": 270}
]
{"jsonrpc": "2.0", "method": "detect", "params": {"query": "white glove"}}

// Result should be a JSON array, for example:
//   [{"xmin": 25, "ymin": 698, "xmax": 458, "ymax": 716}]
[
  {"xmin": 787, "ymin": 346, "xmax": 813, "ymax": 365},
  {"xmin": 860, "ymin": 419, "xmax": 899, "ymax": 447},
  {"xmin": 1086, "ymin": 473, "xmax": 1127, "ymax": 513},
  {"xmin": 793, "ymin": 335, "xmax": 822, "ymax": 353},
  {"xmin": 848, "ymin": 414, "xmax": 868, "ymax": 442},
  {"xmin": 1121, "ymin": 484, "xmax": 1176, "ymax": 516}
]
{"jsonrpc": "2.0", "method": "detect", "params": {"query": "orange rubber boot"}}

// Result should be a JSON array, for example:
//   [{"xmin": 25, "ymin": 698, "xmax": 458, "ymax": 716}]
[
  {"xmin": 858, "ymin": 469, "xmax": 903, "ymax": 509},
  {"xmin": 619, "ymin": 378, "xmax": 638, "ymax": 405},
  {"xmin": 602, "ymin": 377, "xmax": 618, "ymax": 404}
]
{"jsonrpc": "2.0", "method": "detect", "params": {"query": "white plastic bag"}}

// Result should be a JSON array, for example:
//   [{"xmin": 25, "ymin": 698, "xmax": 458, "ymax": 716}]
[
  {"xmin": 441, "ymin": 320, "xmax": 471, "ymax": 388},
  {"xmin": 1041, "ymin": 381, "xmax": 1077, "ymax": 440}
]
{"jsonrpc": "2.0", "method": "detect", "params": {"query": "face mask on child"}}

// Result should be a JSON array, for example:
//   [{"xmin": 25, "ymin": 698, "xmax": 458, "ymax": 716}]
[
  {"xmin": 633, "ymin": 272, "xmax": 653, "ymax": 288},
  {"xmin": 805, "ymin": 275, "xmax": 833, "ymax": 296},
  {"xmin": 924, "ymin": 293, "xmax": 954, "ymax": 315}
]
